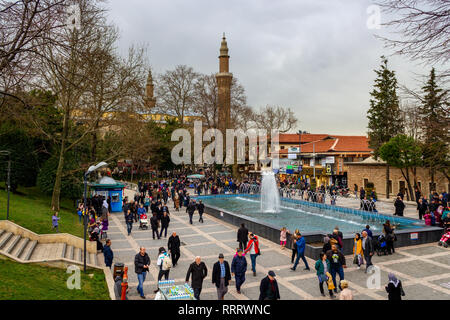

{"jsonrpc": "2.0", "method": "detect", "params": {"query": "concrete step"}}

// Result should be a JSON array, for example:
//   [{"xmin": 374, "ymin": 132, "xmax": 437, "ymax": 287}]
[
  {"xmin": 11, "ymin": 237, "xmax": 29, "ymax": 258},
  {"xmin": 65, "ymin": 245, "xmax": 74, "ymax": 260},
  {"xmin": 5, "ymin": 235, "xmax": 21, "ymax": 254},
  {"xmin": 61, "ymin": 243, "xmax": 67, "ymax": 259},
  {"xmin": 90, "ymin": 253, "xmax": 97, "ymax": 266},
  {"xmin": 0, "ymin": 232, "xmax": 14, "ymax": 250},
  {"xmin": 23, "ymin": 240, "xmax": 38, "ymax": 261},
  {"xmin": 0, "ymin": 229, "xmax": 5, "ymax": 238},
  {"xmin": 74, "ymin": 247, "xmax": 81, "ymax": 262}
]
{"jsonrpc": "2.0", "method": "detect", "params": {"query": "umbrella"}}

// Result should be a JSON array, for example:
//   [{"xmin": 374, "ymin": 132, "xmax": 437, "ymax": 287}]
[{"xmin": 187, "ymin": 174, "xmax": 205, "ymax": 179}]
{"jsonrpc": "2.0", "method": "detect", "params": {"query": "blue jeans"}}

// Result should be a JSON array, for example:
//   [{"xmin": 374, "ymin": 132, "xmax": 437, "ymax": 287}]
[
  {"xmin": 137, "ymin": 272, "xmax": 147, "ymax": 297},
  {"xmin": 250, "ymin": 254, "xmax": 257, "ymax": 273},
  {"xmin": 235, "ymin": 273, "xmax": 246, "ymax": 291},
  {"xmin": 126, "ymin": 222, "xmax": 132, "ymax": 235},
  {"xmin": 330, "ymin": 266, "xmax": 344, "ymax": 291},
  {"xmin": 194, "ymin": 287, "xmax": 202, "ymax": 300},
  {"xmin": 293, "ymin": 253, "xmax": 309, "ymax": 270}
]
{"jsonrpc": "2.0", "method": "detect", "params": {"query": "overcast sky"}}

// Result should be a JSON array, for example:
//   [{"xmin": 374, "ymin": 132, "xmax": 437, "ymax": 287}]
[{"xmin": 105, "ymin": 0, "xmax": 441, "ymax": 136}]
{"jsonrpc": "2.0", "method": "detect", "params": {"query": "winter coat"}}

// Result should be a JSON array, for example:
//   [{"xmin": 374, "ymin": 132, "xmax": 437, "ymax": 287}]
[
  {"xmin": 386, "ymin": 280, "xmax": 404, "ymax": 300},
  {"xmin": 161, "ymin": 215, "xmax": 170, "ymax": 227},
  {"xmin": 237, "ymin": 226, "xmax": 249, "ymax": 242},
  {"xmin": 315, "ymin": 259, "xmax": 331, "ymax": 276},
  {"xmin": 185, "ymin": 262, "xmax": 208, "ymax": 289},
  {"xmin": 212, "ymin": 261, "xmax": 231, "ymax": 288},
  {"xmin": 296, "ymin": 237, "xmax": 306, "ymax": 255},
  {"xmin": 134, "ymin": 252, "xmax": 150, "ymax": 274},
  {"xmin": 394, "ymin": 199, "xmax": 405, "ymax": 215},
  {"xmin": 231, "ymin": 255, "xmax": 247, "ymax": 275},
  {"xmin": 259, "ymin": 276, "xmax": 280, "ymax": 300},
  {"xmin": 150, "ymin": 216, "xmax": 159, "ymax": 230},
  {"xmin": 103, "ymin": 244, "xmax": 114, "ymax": 267},
  {"xmin": 168, "ymin": 235, "xmax": 180, "ymax": 252}
]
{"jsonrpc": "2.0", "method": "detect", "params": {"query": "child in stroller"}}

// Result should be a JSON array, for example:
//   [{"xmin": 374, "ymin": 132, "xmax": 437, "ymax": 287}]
[
  {"xmin": 375, "ymin": 234, "xmax": 389, "ymax": 256},
  {"xmin": 139, "ymin": 213, "xmax": 149, "ymax": 230},
  {"xmin": 438, "ymin": 229, "xmax": 450, "ymax": 248}
]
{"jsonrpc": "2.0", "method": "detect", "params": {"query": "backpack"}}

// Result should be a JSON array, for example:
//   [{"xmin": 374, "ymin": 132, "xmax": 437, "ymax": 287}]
[{"xmin": 162, "ymin": 254, "xmax": 172, "ymax": 271}]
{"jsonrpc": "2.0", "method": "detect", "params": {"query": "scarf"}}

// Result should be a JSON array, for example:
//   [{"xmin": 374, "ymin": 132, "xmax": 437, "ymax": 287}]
[{"xmin": 388, "ymin": 273, "xmax": 399, "ymax": 287}]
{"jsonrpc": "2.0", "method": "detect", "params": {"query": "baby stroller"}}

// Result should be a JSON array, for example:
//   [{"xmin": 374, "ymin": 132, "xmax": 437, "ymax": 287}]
[
  {"xmin": 375, "ymin": 235, "xmax": 388, "ymax": 256},
  {"xmin": 139, "ymin": 213, "xmax": 149, "ymax": 230},
  {"xmin": 438, "ymin": 229, "xmax": 450, "ymax": 248}
]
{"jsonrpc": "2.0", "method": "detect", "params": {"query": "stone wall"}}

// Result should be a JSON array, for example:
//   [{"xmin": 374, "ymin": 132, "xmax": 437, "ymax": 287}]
[{"xmin": 347, "ymin": 164, "xmax": 448, "ymax": 199}]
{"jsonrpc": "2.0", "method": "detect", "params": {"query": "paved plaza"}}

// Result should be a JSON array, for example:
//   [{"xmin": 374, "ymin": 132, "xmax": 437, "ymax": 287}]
[{"xmin": 105, "ymin": 190, "xmax": 450, "ymax": 300}]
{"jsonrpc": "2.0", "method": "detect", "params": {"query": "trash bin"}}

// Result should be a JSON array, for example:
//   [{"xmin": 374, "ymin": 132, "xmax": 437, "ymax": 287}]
[{"xmin": 113, "ymin": 263, "xmax": 124, "ymax": 278}]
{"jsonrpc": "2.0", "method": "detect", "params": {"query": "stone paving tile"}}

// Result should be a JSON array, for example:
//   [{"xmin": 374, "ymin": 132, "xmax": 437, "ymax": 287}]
[
  {"xmin": 375, "ymin": 283, "xmax": 448, "ymax": 300},
  {"xmin": 400, "ymin": 245, "xmax": 449, "ymax": 256},
  {"xmin": 209, "ymin": 230, "xmax": 239, "ymax": 241},
  {"xmin": 430, "ymin": 277, "xmax": 450, "ymax": 289},
  {"xmin": 384, "ymin": 259, "xmax": 450, "ymax": 279},
  {"xmin": 429, "ymin": 254, "xmax": 450, "ymax": 266},
  {"xmin": 185, "ymin": 243, "xmax": 231, "ymax": 256},
  {"xmin": 196, "ymin": 225, "xmax": 233, "ymax": 233}
]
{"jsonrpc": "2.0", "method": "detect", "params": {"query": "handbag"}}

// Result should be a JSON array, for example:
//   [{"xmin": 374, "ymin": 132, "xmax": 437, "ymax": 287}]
[{"xmin": 353, "ymin": 255, "xmax": 359, "ymax": 265}]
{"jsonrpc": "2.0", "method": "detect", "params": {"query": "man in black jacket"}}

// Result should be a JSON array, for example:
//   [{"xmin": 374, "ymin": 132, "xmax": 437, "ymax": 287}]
[
  {"xmin": 417, "ymin": 198, "xmax": 427, "ymax": 220},
  {"xmin": 159, "ymin": 211, "xmax": 170, "ymax": 238},
  {"xmin": 212, "ymin": 253, "xmax": 231, "ymax": 300},
  {"xmin": 259, "ymin": 271, "xmax": 280, "ymax": 300},
  {"xmin": 326, "ymin": 244, "xmax": 347, "ymax": 293},
  {"xmin": 186, "ymin": 200, "xmax": 197, "ymax": 225},
  {"xmin": 168, "ymin": 232, "xmax": 181, "ymax": 267},
  {"xmin": 185, "ymin": 256, "xmax": 208, "ymax": 300},
  {"xmin": 134, "ymin": 247, "xmax": 150, "ymax": 299},
  {"xmin": 394, "ymin": 196, "xmax": 405, "ymax": 216},
  {"xmin": 197, "ymin": 200, "xmax": 205, "ymax": 223},
  {"xmin": 237, "ymin": 223, "xmax": 248, "ymax": 250},
  {"xmin": 150, "ymin": 213, "xmax": 160, "ymax": 240},
  {"xmin": 361, "ymin": 231, "xmax": 374, "ymax": 272}
]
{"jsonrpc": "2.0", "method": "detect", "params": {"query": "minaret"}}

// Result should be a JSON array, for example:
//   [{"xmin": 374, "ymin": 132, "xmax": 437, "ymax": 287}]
[
  {"xmin": 216, "ymin": 33, "xmax": 233, "ymax": 132},
  {"xmin": 145, "ymin": 70, "xmax": 156, "ymax": 109}
]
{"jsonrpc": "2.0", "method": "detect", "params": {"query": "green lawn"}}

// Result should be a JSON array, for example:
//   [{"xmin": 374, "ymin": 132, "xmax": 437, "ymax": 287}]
[
  {"xmin": 0, "ymin": 257, "xmax": 110, "ymax": 300},
  {"xmin": 0, "ymin": 185, "xmax": 83, "ymax": 237}
]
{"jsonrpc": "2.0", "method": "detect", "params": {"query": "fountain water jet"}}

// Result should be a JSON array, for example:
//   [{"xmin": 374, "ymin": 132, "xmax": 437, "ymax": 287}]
[{"xmin": 260, "ymin": 171, "xmax": 280, "ymax": 213}]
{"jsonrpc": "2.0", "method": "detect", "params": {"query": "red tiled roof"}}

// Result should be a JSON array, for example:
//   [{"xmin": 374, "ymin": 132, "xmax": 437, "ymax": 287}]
[{"xmin": 274, "ymin": 134, "xmax": 372, "ymax": 153}]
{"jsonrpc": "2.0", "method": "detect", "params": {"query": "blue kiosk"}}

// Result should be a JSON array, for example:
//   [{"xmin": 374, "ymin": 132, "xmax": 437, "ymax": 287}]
[{"xmin": 89, "ymin": 176, "xmax": 125, "ymax": 213}]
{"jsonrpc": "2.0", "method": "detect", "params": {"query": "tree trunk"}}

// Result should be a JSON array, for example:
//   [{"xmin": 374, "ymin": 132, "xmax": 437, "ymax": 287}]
[
  {"xmin": 386, "ymin": 165, "xmax": 390, "ymax": 199},
  {"xmin": 51, "ymin": 107, "xmax": 70, "ymax": 212}
]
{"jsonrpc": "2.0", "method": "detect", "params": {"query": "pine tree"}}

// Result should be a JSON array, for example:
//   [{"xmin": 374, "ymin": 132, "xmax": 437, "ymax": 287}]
[
  {"xmin": 419, "ymin": 68, "xmax": 449, "ymax": 186},
  {"xmin": 367, "ymin": 56, "xmax": 404, "ymax": 199}
]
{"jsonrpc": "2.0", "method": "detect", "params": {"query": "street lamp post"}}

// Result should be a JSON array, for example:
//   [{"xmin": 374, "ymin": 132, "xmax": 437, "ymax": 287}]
[
  {"xmin": 83, "ymin": 161, "xmax": 108, "ymax": 273},
  {"xmin": 0, "ymin": 151, "xmax": 11, "ymax": 220}
]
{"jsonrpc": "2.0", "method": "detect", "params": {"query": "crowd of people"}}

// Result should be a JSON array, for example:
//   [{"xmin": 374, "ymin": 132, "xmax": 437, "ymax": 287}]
[{"xmin": 81, "ymin": 174, "xmax": 447, "ymax": 301}]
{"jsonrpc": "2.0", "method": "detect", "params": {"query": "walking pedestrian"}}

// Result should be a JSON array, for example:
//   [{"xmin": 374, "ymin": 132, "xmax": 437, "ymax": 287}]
[
  {"xmin": 383, "ymin": 220, "xmax": 396, "ymax": 254},
  {"xmin": 231, "ymin": 248, "xmax": 247, "ymax": 294},
  {"xmin": 325, "ymin": 244, "xmax": 347, "ymax": 293},
  {"xmin": 134, "ymin": 247, "xmax": 150, "ymax": 299},
  {"xmin": 394, "ymin": 196, "xmax": 405, "ymax": 216},
  {"xmin": 154, "ymin": 247, "xmax": 172, "ymax": 293},
  {"xmin": 352, "ymin": 233, "xmax": 363, "ymax": 269},
  {"xmin": 237, "ymin": 223, "xmax": 248, "ymax": 250},
  {"xmin": 361, "ymin": 231, "xmax": 374, "ymax": 272},
  {"xmin": 160, "ymin": 211, "xmax": 170, "ymax": 238},
  {"xmin": 315, "ymin": 252, "xmax": 335, "ymax": 298},
  {"xmin": 186, "ymin": 200, "xmax": 196, "ymax": 224},
  {"xmin": 125, "ymin": 209, "xmax": 133, "ymax": 236},
  {"xmin": 212, "ymin": 253, "xmax": 231, "ymax": 300},
  {"xmin": 258, "ymin": 271, "xmax": 280, "ymax": 300},
  {"xmin": 103, "ymin": 239, "xmax": 114, "ymax": 268},
  {"xmin": 291, "ymin": 229, "xmax": 300, "ymax": 263},
  {"xmin": 291, "ymin": 233, "xmax": 310, "ymax": 271},
  {"xmin": 197, "ymin": 200, "xmax": 205, "ymax": 223},
  {"xmin": 168, "ymin": 232, "xmax": 180, "ymax": 267},
  {"xmin": 150, "ymin": 213, "xmax": 160, "ymax": 240},
  {"xmin": 185, "ymin": 256, "xmax": 208, "ymax": 300},
  {"xmin": 385, "ymin": 273, "xmax": 405, "ymax": 300},
  {"xmin": 52, "ymin": 212, "xmax": 60, "ymax": 233},
  {"xmin": 338, "ymin": 280, "xmax": 353, "ymax": 300},
  {"xmin": 244, "ymin": 233, "xmax": 260, "ymax": 277}
]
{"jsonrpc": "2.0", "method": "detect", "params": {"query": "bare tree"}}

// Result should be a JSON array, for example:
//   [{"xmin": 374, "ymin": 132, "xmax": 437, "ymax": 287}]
[
  {"xmin": 253, "ymin": 105, "xmax": 298, "ymax": 133},
  {"xmin": 155, "ymin": 65, "xmax": 199, "ymax": 124},
  {"xmin": 0, "ymin": 0, "xmax": 71, "ymax": 104},
  {"xmin": 376, "ymin": 0, "xmax": 450, "ymax": 75}
]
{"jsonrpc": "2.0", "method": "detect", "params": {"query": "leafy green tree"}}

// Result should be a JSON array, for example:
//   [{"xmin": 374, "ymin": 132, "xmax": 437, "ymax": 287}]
[
  {"xmin": 0, "ymin": 124, "xmax": 39, "ymax": 192},
  {"xmin": 367, "ymin": 56, "xmax": 404, "ymax": 198},
  {"xmin": 418, "ymin": 68, "xmax": 449, "ymax": 186},
  {"xmin": 379, "ymin": 135, "xmax": 422, "ymax": 201},
  {"xmin": 37, "ymin": 150, "xmax": 84, "ymax": 201}
]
